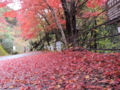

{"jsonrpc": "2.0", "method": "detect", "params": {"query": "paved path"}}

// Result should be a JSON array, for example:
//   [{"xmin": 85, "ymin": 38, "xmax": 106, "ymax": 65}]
[{"xmin": 0, "ymin": 51, "xmax": 47, "ymax": 61}]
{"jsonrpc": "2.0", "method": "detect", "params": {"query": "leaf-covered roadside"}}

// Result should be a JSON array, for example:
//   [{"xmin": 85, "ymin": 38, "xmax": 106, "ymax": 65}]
[{"xmin": 0, "ymin": 49, "xmax": 120, "ymax": 90}]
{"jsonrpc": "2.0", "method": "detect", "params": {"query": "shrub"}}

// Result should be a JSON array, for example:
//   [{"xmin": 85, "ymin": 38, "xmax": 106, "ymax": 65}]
[
  {"xmin": 1, "ymin": 39, "xmax": 13, "ymax": 53},
  {"xmin": 0, "ymin": 45, "xmax": 8, "ymax": 56}
]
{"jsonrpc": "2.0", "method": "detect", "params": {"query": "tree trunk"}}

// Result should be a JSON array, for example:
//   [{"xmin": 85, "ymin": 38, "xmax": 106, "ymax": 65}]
[
  {"xmin": 45, "ymin": 33, "xmax": 50, "ymax": 46},
  {"xmin": 70, "ymin": 0, "xmax": 76, "ymax": 47},
  {"xmin": 60, "ymin": 0, "xmax": 77, "ymax": 47},
  {"xmin": 54, "ymin": 29, "xmax": 59, "ymax": 41},
  {"xmin": 44, "ymin": 0, "xmax": 67, "ymax": 46},
  {"xmin": 60, "ymin": 0, "xmax": 71, "ymax": 41},
  {"xmin": 48, "ymin": 6, "xmax": 67, "ymax": 45}
]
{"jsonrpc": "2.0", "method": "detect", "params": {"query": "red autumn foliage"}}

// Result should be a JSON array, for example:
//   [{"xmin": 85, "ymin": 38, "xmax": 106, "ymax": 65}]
[
  {"xmin": 82, "ymin": 12, "xmax": 100, "ymax": 18},
  {"xmin": 3, "ymin": 10, "xmax": 17, "ymax": 18},
  {"xmin": 0, "ymin": 49, "xmax": 120, "ymax": 89},
  {"xmin": 87, "ymin": 0, "xmax": 108, "ymax": 8},
  {"xmin": 47, "ymin": 0, "xmax": 60, "ymax": 8},
  {"xmin": 0, "ymin": 2, "xmax": 7, "ymax": 8},
  {"xmin": 1, "ymin": 0, "xmax": 107, "ymax": 39}
]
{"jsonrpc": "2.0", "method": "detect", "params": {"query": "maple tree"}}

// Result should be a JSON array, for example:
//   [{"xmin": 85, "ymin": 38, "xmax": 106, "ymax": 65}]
[
  {"xmin": 0, "ymin": 0, "xmax": 108, "ymax": 47},
  {"xmin": 0, "ymin": 1, "xmax": 120, "ymax": 90},
  {"xmin": 0, "ymin": 6, "xmax": 30, "ymax": 54}
]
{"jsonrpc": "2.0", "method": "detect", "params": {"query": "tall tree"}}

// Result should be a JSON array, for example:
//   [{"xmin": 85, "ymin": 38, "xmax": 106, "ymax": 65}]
[{"xmin": 1, "ymin": 0, "xmax": 108, "ymax": 48}]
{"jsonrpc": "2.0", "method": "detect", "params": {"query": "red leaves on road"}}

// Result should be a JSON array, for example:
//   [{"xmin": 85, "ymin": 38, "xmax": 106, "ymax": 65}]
[{"xmin": 0, "ymin": 49, "xmax": 120, "ymax": 89}]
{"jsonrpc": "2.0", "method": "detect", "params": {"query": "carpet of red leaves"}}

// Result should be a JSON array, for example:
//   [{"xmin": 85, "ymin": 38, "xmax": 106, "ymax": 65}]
[{"xmin": 0, "ymin": 49, "xmax": 120, "ymax": 90}]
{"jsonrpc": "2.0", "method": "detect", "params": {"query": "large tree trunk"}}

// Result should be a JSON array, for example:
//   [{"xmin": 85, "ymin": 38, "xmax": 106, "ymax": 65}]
[
  {"xmin": 60, "ymin": 0, "xmax": 77, "ymax": 47},
  {"xmin": 60, "ymin": 0, "xmax": 71, "ymax": 39},
  {"xmin": 70, "ymin": 0, "xmax": 77, "ymax": 47}
]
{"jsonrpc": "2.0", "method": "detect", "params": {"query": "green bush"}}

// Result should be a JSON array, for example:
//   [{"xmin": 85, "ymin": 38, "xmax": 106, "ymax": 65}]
[
  {"xmin": 0, "ymin": 45, "xmax": 8, "ymax": 56},
  {"xmin": 1, "ymin": 39, "xmax": 13, "ymax": 53}
]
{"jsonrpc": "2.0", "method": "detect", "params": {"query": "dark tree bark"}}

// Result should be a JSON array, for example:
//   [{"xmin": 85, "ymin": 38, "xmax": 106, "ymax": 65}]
[{"xmin": 60, "ymin": 0, "xmax": 77, "ymax": 46}]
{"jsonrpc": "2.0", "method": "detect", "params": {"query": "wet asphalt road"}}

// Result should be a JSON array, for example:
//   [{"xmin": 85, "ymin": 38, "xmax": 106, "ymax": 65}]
[{"xmin": 0, "ymin": 51, "xmax": 47, "ymax": 61}]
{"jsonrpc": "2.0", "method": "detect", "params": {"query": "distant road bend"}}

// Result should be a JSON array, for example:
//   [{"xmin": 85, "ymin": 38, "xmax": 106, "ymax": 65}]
[{"xmin": 0, "ymin": 51, "xmax": 47, "ymax": 60}]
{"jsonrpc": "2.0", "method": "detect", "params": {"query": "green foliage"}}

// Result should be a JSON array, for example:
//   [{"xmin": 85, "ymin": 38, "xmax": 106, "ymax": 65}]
[
  {"xmin": 77, "ymin": 16, "xmax": 119, "ymax": 53},
  {"xmin": 0, "ymin": 45, "xmax": 8, "ymax": 56},
  {"xmin": 5, "ymin": 17, "xmax": 17, "ymax": 26},
  {"xmin": 1, "ymin": 39, "xmax": 13, "ymax": 53}
]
